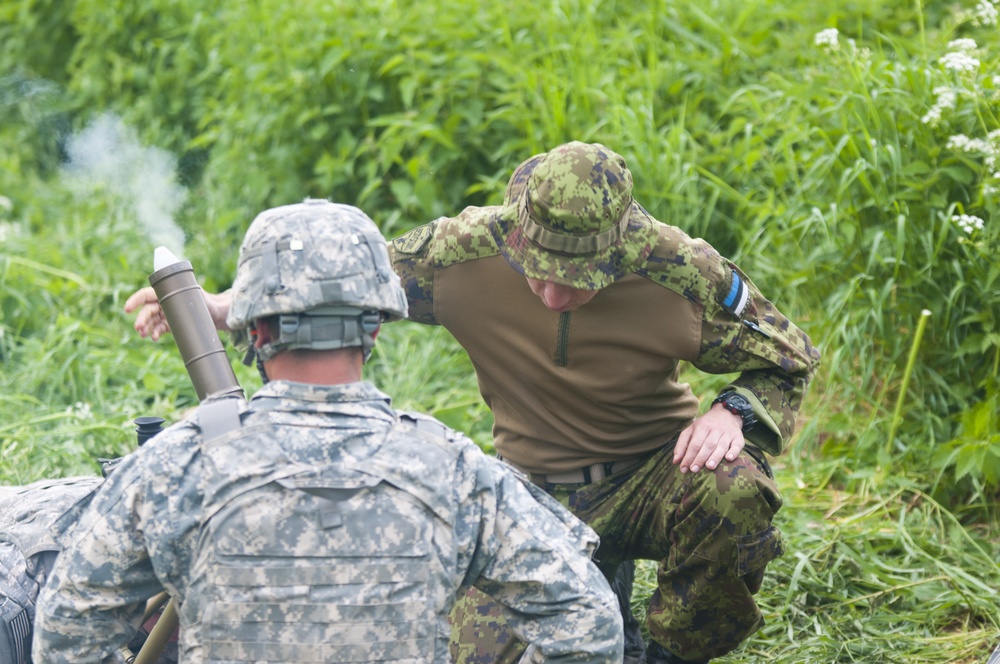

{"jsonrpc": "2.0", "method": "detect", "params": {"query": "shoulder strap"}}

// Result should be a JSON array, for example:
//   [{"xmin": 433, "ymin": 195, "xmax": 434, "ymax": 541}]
[
  {"xmin": 398, "ymin": 411, "xmax": 449, "ymax": 440},
  {"xmin": 198, "ymin": 397, "xmax": 243, "ymax": 443}
]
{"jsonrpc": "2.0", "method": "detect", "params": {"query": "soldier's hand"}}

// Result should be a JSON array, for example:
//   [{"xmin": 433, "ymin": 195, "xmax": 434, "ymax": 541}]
[
  {"xmin": 673, "ymin": 404, "xmax": 745, "ymax": 474},
  {"xmin": 125, "ymin": 287, "xmax": 171, "ymax": 340},
  {"xmin": 124, "ymin": 287, "xmax": 233, "ymax": 340}
]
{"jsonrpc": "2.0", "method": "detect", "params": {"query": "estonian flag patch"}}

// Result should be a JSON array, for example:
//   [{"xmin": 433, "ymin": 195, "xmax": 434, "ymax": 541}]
[{"xmin": 721, "ymin": 269, "xmax": 749, "ymax": 318}]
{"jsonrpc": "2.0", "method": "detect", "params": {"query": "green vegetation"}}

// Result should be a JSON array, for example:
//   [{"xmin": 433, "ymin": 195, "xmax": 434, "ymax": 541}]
[{"xmin": 2, "ymin": 0, "xmax": 998, "ymax": 661}]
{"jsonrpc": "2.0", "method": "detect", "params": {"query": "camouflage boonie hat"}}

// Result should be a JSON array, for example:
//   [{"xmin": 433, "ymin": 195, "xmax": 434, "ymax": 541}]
[
  {"xmin": 490, "ymin": 141, "xmax": 657, "ymax": 290},
  {"xmin": 227, "ymin": 199, "xmax": 408, "ymax": 331}
]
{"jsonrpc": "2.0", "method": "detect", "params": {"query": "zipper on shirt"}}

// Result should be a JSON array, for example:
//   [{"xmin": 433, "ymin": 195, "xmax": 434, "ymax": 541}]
[{"xmin": 555, "ymin": 312, "xmax": 571, "ymax": 366}]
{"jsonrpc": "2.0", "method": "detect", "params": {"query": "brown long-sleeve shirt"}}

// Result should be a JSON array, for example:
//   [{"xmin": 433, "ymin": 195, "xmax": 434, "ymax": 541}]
[{"xmin": 390, "ymin": 205, "xmax": 820, "ymax": 474}]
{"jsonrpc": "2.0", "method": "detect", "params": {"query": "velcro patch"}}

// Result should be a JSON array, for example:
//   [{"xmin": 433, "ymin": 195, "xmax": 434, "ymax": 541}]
[
  {"xmin": 721, "ymin": 269, "xmax": 749, "ymax": 318},
  {"xmin": 392, "ymin": 225, "xmax": 433, "ymax": 255}
]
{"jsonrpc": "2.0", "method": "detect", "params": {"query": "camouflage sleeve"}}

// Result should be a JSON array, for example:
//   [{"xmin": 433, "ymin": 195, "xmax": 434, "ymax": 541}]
[
  {"xmin": 32, "ymin": 456, "xmax": 167, "ymax": 662},
  {"xmin": 695, "ymin": 260, "xmax": 821, "ymax": 456},
  {"xmin": 461, "ymin": 453, "xmax": 624, "ymax": 662},
  {"xmin": 388, "ymin": 220, "xmax": 441, "ymax": 325},
  {"xmin": 389, "ymin": 208, "xmax": 503, "ymax": 325}
]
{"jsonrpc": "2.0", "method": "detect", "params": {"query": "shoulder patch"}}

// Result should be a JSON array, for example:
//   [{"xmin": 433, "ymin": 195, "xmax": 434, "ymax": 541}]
[
  {"xmin": 720, "ymin": 268, "xmax": 749, "ymax": 318},
  {"xmin": 392, "ymin": 225, "xmax": 433, "ymax": 256}
]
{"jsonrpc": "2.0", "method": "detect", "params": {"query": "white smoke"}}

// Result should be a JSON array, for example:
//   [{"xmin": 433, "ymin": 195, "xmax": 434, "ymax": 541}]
[{"xmin": 63, "ymin": 113, "xmax": 187, "ymax": 257}]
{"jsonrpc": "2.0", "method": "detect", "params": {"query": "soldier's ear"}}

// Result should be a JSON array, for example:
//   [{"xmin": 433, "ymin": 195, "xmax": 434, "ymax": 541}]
[{"xmin": 252, "ymin": 320, "xmax": 273, "ymax": 347}]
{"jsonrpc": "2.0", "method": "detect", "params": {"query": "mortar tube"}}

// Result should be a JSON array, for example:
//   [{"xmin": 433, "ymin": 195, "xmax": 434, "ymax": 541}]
[{"xmin": 148, "ymin": 247, "xmax": 244, "ymax": 402}]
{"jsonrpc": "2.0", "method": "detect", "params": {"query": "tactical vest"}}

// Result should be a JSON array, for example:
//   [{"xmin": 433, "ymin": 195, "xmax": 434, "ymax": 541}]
[
  {"xmin": 180, "ymin": 406, "xmax": 450, "ymax": 663},
  {"xmin": 0, "ymin": 477, "xmax": 102, "ymax": 664}
]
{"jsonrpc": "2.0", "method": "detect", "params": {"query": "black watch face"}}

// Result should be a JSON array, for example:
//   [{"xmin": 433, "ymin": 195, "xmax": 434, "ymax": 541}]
[
  {"xmin": 716, "ymin": 393, "xmax": 755, "ymax": 431},
  {"xmin": 719, "ymin": 393, "xmax": 749, "ymax": 412}
]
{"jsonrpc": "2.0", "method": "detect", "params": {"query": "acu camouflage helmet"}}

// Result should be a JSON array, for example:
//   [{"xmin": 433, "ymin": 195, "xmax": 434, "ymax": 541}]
[
  {"xmin": 227, "ymin": 199, "xmax": 407, "ymax": 360},
  {"xmin": 490, "ymin": 141, "xmax": 658, "ymax": 290}
]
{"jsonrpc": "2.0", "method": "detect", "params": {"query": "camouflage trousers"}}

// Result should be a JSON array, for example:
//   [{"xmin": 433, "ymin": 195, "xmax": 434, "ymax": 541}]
[{"xmin": 449, "ymin": 443, "xmax": 784, "ymax": 663}]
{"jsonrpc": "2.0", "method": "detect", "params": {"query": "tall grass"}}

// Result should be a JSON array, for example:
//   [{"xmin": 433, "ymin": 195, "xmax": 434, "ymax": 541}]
[
  {"xmin": 2, "ymin": 0, "xmax": 999, "ymax": 660},
  {"xmin": 634, "ymin": 466, "xmax": 1000, "ymax": 662}
]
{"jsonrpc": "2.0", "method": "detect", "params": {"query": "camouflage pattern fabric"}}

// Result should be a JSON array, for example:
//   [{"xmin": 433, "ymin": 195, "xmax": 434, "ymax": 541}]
[
  {"xmin": 33, "ymin": 381, "xmax": 624, "ymax": 663},
  {"xmin": 553, "ymin": 445, "xmax": 783, "ymax": 661},
  {"xmin": 391, "ymin": 208, "xmax": 819, "ymax": 462},
  {"xmin": 389, "ymin": 140, "xmax": 820, "ymax": 661},
  {"xmin": 226, "ymin": 199, "xmax": 408, "ymax": 331},
  {"xmin": 451, "ymin": 444, "xmax": 783, "ymax": 662},
  {"xmin": 491, "ymin": 141, "xmax": 659, "ymax": 290},
  {"xmin": 0, "ymin": 478, "xmax": 101, "ymax": 664},
  {"xmin": 449, "ymin": 588, "xmax": 527, "ymax": 664}
]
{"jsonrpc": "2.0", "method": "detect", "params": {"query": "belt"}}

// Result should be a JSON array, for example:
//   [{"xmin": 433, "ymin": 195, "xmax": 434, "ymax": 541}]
[{"xmin": 506, "ymin": 455, "xmax": 649, "ymax": 486}]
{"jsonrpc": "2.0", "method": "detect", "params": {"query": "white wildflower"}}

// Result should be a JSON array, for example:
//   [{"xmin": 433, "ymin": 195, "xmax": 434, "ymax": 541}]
[
  {"xmin": 857, "ymin": 47, "xmax": 873, "ymax": 64},
  {"xmin": 947, "ymin": 133, "xmax": 1000, "ymax": 171},
  {"xmin": 970, "ymin": 0, "xmax": 999, "ymax": 26},
  {"xmin": 939, "ymin": 51, "xmax": 980, "ymax": 73},
  {"xmin": 815, "ymin": 28, "xmax": 840, "ymax": 53},
  {"xmin": 68, "ymin": 402, "xmax": 94, "ymax": 421},
  {"xmin": 952, "ymin": 214, "xmax": 986, "ymax": 234},
  {"xmin": 922, "ymin": 87, "xmax": 958, "ymax": 125},
  {"xmin": 947, "ymin": 134, "xmax": 988, "ymax": 152},
  {"xmin": 947, "ymin": 38, "xmax": 979, "ymax": 53}
]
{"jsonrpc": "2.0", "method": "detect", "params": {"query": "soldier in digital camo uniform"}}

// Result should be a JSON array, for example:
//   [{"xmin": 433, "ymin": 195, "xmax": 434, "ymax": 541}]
[
  {"xmin": 34, "ymin": 200, "xmax": 624, "ymax": 663},
  {"xmin": 388, "ymin": 142, "xmax": 822, "ymax": 663}
]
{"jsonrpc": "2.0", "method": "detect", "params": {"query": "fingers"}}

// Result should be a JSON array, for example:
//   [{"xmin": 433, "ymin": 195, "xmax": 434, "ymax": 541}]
[
  {"xmin": 673, "ymin": 428, "xmax": 691, "ymax": 467},
  {"xmin": 681, "ymin": 431, "xmax": 719, "ymax": 474},
  {"xmin": 123, "ymin": 287, "xmax": 157, "ymax": 314},
  {"xmin": 124, "ymin": 287, "xmax": 170, "ymax": 340},
  {"xmin": 678, "ymin": 435, "xmax": 741, "ymax": 474},
  {"xmin": 673, "ymin": 421, "xmax": 746, "ymax": 474},
  {"xmin": 703, "ymin": 435, "xmax": 744, "ymax": 472}
]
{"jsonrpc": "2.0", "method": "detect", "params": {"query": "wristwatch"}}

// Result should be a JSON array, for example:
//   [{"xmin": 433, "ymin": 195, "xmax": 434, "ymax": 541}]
[{"xmin": 711, "ymin": 392, "xmax": 757, "ymax": 432}]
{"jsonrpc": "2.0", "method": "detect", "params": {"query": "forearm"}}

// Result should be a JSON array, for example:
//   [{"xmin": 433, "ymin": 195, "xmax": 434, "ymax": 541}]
[
  {"xmin": 33, "ymin": 581, "xmax": 145, "ymax": 663},
  {"xmin": 490, "ymin": 578, "xmax": 624, "ymax": 663},
  {"xmin": 471, "ymin": 471, "xmax": 623, "ymax": 662},
  {"xmin": 33, "ymin": 464, "xmax": 164, "ymax": 663}
]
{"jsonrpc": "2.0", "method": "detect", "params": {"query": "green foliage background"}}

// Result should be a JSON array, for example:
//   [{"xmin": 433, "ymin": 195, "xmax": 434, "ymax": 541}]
[{"xmin": 2, "ymin": 0, "xmax": 999, "ymax": 661}]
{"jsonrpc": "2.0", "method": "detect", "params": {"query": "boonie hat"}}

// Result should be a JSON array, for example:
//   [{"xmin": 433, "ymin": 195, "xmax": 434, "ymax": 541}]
[{"xmin": 490, "ymin": 141, "xmax": 657, "ymax": 290}]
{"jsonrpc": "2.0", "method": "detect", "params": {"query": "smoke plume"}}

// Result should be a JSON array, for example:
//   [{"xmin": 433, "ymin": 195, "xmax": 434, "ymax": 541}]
[{"xmin": 63, "ymin": 113, "xmax": 187, "ymax": 257}]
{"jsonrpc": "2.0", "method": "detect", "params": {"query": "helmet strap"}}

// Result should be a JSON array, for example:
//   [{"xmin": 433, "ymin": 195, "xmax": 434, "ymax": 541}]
[
  {"xmin": 241, "ymin": 324, "xmax": 271, "ymax": 383},
  {"xmin": 255, "ymin": 350, "xmax": 270, "ymax": 384},
  {"xmin": 252, "ymin": 309, "xmax": 382, "ymax": 365}
]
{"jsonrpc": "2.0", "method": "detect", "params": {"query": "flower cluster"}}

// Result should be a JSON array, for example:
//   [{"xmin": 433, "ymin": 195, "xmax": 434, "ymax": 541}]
[
  {"xmin": 813, "ymin": 27, "xmax": 865, "ymax": 61},
  {"xmin": 947, "ymin": 131, "xmax": 1000, "ymax": 171},
  {"xmin": 940, "ymin": 51, "xmax": 981, "ymax": 74},
  {"xmin": 814, "ymin": 28, "xmax": 840, "ymax": 52},
  {"xmin": 966, "ymin": 0, "xmax": 999, "ymax": 27},
  {"xmin": 922, "ymin": 87, "xmax": 959, "ymax": 125},
  {"xmin": 952, "ymin": 214, "xmax": 986, "ymax": 234},
  {"xmin": 947, "ymin": 38, "xmax": 980, "ymax": 54},
  {"xmin": 67, "ymin": 401, "xmax": 94, "ymax": 421}
]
